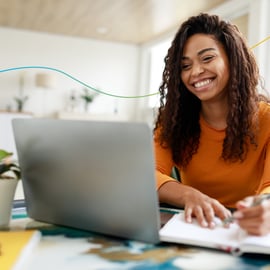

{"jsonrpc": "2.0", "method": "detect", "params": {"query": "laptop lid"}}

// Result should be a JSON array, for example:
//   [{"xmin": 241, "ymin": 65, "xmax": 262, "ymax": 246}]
[{"xmin": 12, "ymin": 118, "xmax": 160, "ymax": 244}]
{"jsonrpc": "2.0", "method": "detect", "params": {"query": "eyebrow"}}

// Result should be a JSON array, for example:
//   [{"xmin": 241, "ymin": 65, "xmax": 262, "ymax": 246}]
[{"xmin": 182, "ymin": 48, "xmax": 216, "ymax": 60}]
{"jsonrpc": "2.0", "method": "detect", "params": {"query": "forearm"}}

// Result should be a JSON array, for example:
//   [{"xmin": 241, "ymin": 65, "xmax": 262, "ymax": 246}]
[{"xmin": 158, "ymin": 181, "xmax": 194, "ymax": 208}]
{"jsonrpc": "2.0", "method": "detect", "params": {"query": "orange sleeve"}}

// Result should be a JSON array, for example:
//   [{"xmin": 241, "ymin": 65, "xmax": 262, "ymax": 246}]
[
  {"xmin": 154, "ymin": 132, "xmax": 178, "ymax": 189},
  {"xmin": 256, "ymin": 102, "xmax": 270, "ymax": 195},
  {"xmin": 257, "ymin": 141, "xmax": 270, "ymax": 194}
]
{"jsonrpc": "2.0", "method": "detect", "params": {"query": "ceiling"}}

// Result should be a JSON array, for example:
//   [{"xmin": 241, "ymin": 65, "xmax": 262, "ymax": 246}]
[{"xmin": 0, "ymin": 0, "xmax": 228, "ymax": 44}]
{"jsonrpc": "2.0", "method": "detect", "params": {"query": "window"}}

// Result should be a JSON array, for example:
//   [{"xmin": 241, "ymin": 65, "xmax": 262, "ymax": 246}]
[{"xmin": 148, "ymin": 39, "xmax": 171, "ymax": 108}]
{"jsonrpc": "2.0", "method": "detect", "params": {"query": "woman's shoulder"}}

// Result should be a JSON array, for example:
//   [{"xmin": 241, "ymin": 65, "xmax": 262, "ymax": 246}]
[
  {"xmin": 259, "ymin": 101, "xmax": 270, "ymax": 115},
  {"xmin": 258, "ymin": 101, "xmax": 270, "ymax": 130}
]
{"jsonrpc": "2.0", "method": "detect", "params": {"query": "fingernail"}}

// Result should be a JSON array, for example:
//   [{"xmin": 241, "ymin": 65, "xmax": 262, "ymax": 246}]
[
  {"xmin": 201, "ymin": 221, "xmax": 208, "ymax": 227},
  {"xmin": 209, "ymin": 221, "xmax": 216, "ymax": 229},
  {"xmin": 186, "ymin": 217, "xmax": 192, "ymax": 223},
  {"xmin": 233, "ymin": 211, "xmax": 243, "ymax": 219}
]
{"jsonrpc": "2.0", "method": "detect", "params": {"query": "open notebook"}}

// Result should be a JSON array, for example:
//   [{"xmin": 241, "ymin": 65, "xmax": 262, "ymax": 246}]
[
  {"xmin": 12, "ymin": 118, "xmax": 270, "ymax": 256},
  {"xmin": 159, "ymin": 211, "xmax": 270, "ymax": 256}
]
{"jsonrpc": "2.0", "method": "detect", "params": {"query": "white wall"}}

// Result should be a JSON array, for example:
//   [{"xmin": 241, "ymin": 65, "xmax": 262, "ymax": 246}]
[
  {"xmin": 0, "ymin": 27, "xmax": 141, "ymax": 120},
  {"xmin": 248, "ymin": 0, "xmax": 270, "ymax": 93},
  {"xmin": 209, "ymin": 0, "xmax": 270, "ymax": 92},
  {"xmin": 0, "ymin": 28, "xmax": 144, "ymax": 200}
]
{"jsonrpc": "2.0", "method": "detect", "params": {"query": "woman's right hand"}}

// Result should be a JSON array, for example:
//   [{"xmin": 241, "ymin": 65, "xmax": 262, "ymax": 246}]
[
  {"xmin": 233, "ymin": 195, "xmax": 270, "ymax": 235},
  {"xmin": 158, "ymin": 181, "xmax": 231, "ymax": 228}
]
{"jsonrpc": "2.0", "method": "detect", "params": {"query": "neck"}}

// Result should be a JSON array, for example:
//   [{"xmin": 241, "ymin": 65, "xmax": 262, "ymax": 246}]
[{"xmin": 201, "ymin": 101, "xmax": 228, "ymax": 130}]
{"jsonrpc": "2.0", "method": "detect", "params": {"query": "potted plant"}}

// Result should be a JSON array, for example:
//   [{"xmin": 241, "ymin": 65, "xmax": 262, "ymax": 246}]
[
  {"xmin": 80, "ymin": 88, "xmax": 98, "ymax": 112},
  {"xmin": 14, "ymin": 95, "xmax": 28, "ymax": 112},
  {"xmin": 0, "ymin": 149, "xmax": 21, "ymax": 228}
]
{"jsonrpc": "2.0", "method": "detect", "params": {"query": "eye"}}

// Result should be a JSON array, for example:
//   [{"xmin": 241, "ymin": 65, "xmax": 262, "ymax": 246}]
[
  {"xmin": 202, "ymin": 55, "xmax": 215, "ymax": 63},
  {"xmin": 181, "ymin": 63, "xmax": 191, "ymax": 71}
]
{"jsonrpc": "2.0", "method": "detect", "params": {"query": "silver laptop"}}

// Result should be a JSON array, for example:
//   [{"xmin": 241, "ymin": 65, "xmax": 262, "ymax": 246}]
[{"xmin": 12, "ymin": 118, "xmax": 161, "ymax": 243}]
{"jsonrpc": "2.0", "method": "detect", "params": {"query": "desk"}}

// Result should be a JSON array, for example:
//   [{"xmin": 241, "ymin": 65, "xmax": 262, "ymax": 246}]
[{"xmin": 5, "ymin": 210, "xmax": 270, "ymax": 270}]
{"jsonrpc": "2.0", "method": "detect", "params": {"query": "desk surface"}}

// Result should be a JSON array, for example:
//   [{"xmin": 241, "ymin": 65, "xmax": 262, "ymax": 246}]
[{"xmin": 5, "ymin": 209, "xmax": 270, "ymax": 270}]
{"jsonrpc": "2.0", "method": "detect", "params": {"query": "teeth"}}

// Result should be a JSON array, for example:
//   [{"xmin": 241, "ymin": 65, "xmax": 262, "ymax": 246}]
[{"xmin": 194, "ymin": 79, "xmax": 212, "ymax": 88}]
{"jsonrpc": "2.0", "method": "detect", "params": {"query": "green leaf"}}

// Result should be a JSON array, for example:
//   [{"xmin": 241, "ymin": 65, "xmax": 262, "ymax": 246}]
[
  {"xmin": 0, "ymin": 149, "xmax": 13, "ymax": 161},
  {"xmin": 0, "ymin": 149, "xmax": 20, "ymax": 180}
]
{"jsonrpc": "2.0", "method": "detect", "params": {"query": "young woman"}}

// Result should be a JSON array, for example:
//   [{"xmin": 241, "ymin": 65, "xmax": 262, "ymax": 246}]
[{"xmin": 154, "ymin": 13, "xmax": 270, "ymax": 234}]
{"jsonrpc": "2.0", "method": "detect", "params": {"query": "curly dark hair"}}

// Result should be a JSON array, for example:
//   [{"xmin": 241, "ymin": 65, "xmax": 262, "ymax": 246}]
[{"xmin": 154, "ymin": 13, "xmax": 268, "ymax": 168}]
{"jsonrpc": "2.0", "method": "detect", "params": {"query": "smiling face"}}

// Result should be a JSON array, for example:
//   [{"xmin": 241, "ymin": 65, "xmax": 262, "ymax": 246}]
[{"xmin": 180, "ymin": 34, "xmax": 230, "ymax": 103}]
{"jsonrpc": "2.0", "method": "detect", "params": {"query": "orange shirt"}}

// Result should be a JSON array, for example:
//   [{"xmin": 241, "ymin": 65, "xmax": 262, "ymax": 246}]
[{"xmin": 154, "ymin": 102, "xmax": 270, "ymax": 208}]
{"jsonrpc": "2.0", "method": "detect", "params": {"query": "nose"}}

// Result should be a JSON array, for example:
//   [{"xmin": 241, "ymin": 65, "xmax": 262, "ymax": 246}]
[{"xmin": 191, "ymin": 62, "xmax": 204, "ymax": 77}]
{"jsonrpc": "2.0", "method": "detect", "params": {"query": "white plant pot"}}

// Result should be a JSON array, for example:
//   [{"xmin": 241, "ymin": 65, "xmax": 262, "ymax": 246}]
[{"xmin": 0, "ymin": 179, "xmax": 18, "ymax": 228}]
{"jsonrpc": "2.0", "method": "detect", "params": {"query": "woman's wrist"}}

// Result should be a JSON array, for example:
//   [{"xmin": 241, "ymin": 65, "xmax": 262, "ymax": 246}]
[{"xmin": 158, "ymin": 181, "xmax": 192, "ymax": 208}]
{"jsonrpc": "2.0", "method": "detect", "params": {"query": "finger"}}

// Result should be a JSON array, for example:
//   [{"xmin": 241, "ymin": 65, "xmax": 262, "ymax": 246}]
[
  {"xmin": 236, "ymin": 196, "xmax": 256, "ymax": 210},
  {"xmin": 234, "ymin": 204, "xmax": 264, "ymax": 219},
  {"xmin": 241, "ymin": 196, "xmax": 254, "ymax": 205},
  {"xmin": 212, "ymin": 201, "xmax": 232, "ymax": 220},
  {"xmin": 203, "ymin": 205, "xmax": 216, "ymax": 229},
  {"xmin": 193, "ymin": 206, "xmax": 208, "ymax": 228},
  {"xmin": 237, "ymin": 218, "xmax": 267, "ymax": 235},
  {"xmin": 184, "ymin": 206, "xmax": 193, "ymax": 223}
]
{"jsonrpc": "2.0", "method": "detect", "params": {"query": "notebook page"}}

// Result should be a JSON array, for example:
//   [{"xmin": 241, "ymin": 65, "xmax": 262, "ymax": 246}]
[
  {"xmin": 240, "ymin": 231, "xmax": 270, "ymax": 250},
  {"xmin": 160, "ymin": 213, "xmax": 241, "ymax": 251}
]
